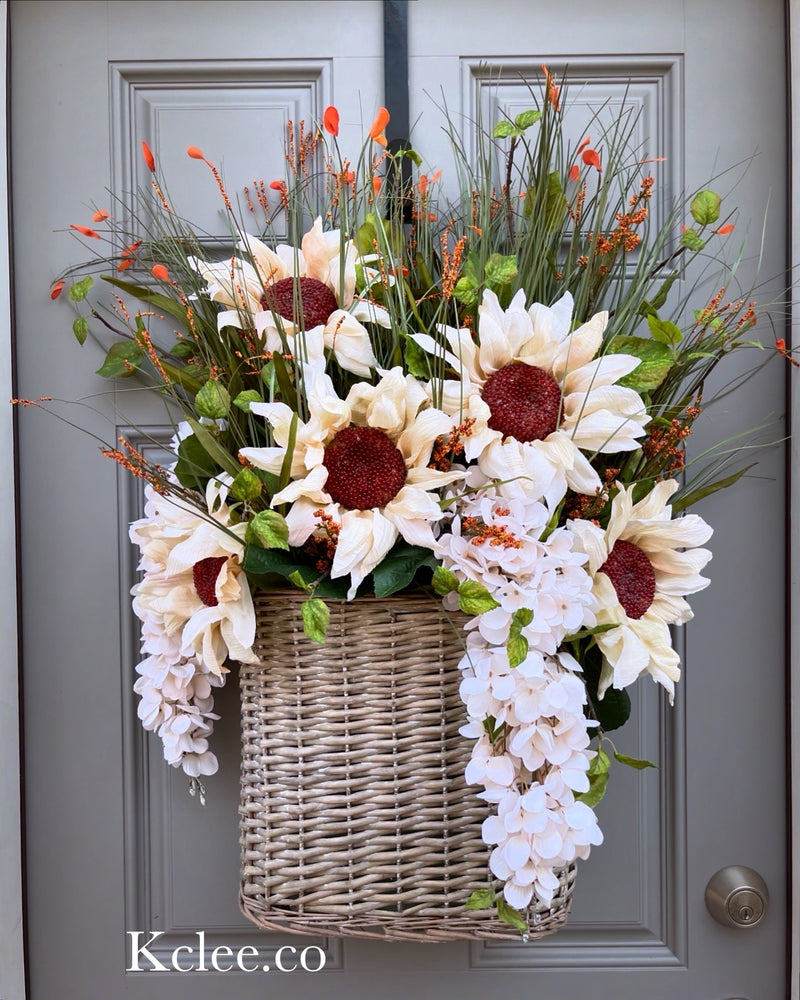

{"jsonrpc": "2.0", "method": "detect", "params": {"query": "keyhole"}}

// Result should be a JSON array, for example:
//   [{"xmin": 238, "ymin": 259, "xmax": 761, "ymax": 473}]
[{"xmin": 738, "ymin": 906, "xmax": 753, "ymax": 922}]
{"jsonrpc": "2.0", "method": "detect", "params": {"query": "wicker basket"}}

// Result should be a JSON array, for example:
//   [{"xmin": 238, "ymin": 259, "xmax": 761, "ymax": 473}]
[{"xmin": 238, "ymin": 590, "xmax": 575, "ymax": 941}]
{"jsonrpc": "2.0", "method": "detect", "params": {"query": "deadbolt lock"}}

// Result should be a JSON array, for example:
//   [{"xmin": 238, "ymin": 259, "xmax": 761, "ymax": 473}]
[{"xmin": 705, "ymin": 866, "xmax": 768, "ymax": 929}]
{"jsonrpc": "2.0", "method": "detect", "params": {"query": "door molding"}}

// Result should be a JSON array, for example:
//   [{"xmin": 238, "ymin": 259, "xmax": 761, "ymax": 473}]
[
  {"xmin": 789, "ymin": 1, "xmax": 799, "ymax": 993},
  {"xmin": 1, "ymin": 0, "xmax": 26, "ymax": 997}
]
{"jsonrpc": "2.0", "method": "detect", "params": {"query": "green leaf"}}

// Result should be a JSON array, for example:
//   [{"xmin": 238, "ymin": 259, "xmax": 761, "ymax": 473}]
[
  {"xmin": 591, "ymin": 748, "xmax": 612, "ymax": 776},
  {"xmin": 432, "ymin": 565, "xmax": 459, "ymax": 596},
  {"xmin": 403, "ymin": 334, "xmax": 432, "ymax": 378},
  {"xmin": 243, "ymin": 544, "xmax": 308, "ymax": 582},
  {"xmin": 564, "ymin": 622, "xmax": 620, "ymax": 642},
  {"xmin": 692, "ymin": 308, "xmax": 724, "ymax": 331},
  {"xmin": 671, "ymin": 463, "xmax": 756, "ymax": 513},
  {"xmin": 525, "ymin": 170, "xmax": 569, "ymax": 232},
  {"xmin": 270, "ymin": 350, "xmax": 297, "ymax": 408},
  {"xmin": 496, "ymin": 899, "xmax": 528, "ymax": 933},
  {"xmin": 170, "ymin": 339, "xmax": 195, "ymax": 359},
  {"xmin": 483, "ymin": 715, "xmax": 505, "ymax": 742},
  {"xmin": 157, "ymin": 358, "xmax": 203, "ymax": 395},
  {"xmin": 302, "ymin": 598, "xmax": 330, "ymax": 644},
  {"xmin": 690, "ymin": 189, "xmax": 721, "ymax": 226},
  {"xmin": 244, "ymin": 553, "xmax": 348, "ymax": 597},
  {"xmin": 72, "ymin": 316, "xmax": 88, "ymax": 345},
  {"xmin": 354, "ymin": 212, "xmax": 404, "ymax": 257},
  {"xmin": 631, "ymin": 477, "xmax": 656, "ymax": 504},
  {"xmin": 576, "ymin": 749, "xmax": 611, "ymax": 807},
  {"xmin": 638, "ymin": 298, "xmax": 657, "ymax": 318},
  {"xmin": 245, "ymin": 547, "xmax": 350, "ymax": 600},
  {"xmin": 582, "ymin": 644, "xmax": 632, "ymax": 732},
  {"xmin": 396, "ymin": 147, "xmax": 423, "ymax": 167},
  {"xmin": 453, "ymin": 274, "xmax": 480, "ymax": 308},
  {"xmin": 514, "ymin": 109, "xmax": 541, "ymax": 131},
  {"xmin": 233, "ymin": 389, "xmax": 263, "ymax": 412},
  {"xmin": 356, "ymin": 217, "xmax": 379, "ymax": 256},
  {"xmin": 457, "ymin": 579, "xmax": 500, "ymax": 616},
  {"xmin": 278, "ymin": 412, "xmax": 298, "ymax": 493},
  {"xmin": 614, "ymin": 752, "xmax": 657, "ymax": 770},
  {"xmin": 246, "ymin": 510, "xmax": 290, "ymax": 550},
  {"xmin": 493, "ymin": 120, "xmax": 517, "ymax": 139},
  {"xmin": 461, "ymin": 252, "xmax": 481, "ymax": 285},
  {"xmin": 186, "ymin": 417, "xmax": 241, "ymax": 478},
  {"xmin": 605, "ymin": 335, "xmax": 674, "ymax": 392},
  {"xmin": 173, "ymin": 433, "xmax": 218, "ymax": 489},
  {"xmin": 102, "ymin": 275, "xmax": 192, "ymax": 327},
  {"xmin": 680, "ymin": 228, "xmax": 705, "ymax": 251},
  {"xmin": 68, "ymin": 275, "xmax": 93, "ymax": 301},
  {"xmin": 372, "ymin": 543, "xmax": 438, "ymax": 598},
  {"xmin": 230, "ymin": 467, "xmax": 262, "ymax": 503},
  {"xmin": 195, "ymin": 379, "xmax": 231, "ymax": 419},
  {"xmin": 544, "ymin": 171, "xmax": 568, "ymax": 229},
  {"xmin": 260, "ymin": 360, "xmax": 276, "ymax": 388},
  {"xmin": 288, "ymin": 570, "xmax": 313, "ymax": 593},
  {"xmin": 646, "ymin": 314, "xmax": 682, "ymax": 347},
  {"xmin": 485, "ymin": 253, "xmax": 518, "ymax": 289},
  {"xmin": 506, "ymin": 634, "xmax": 528, "ymax": 669},
  {"xmin": 95, "ymin": 340, "xmax": 144, "ymax": 378},
  {"xmin": 576, "ymin": 771, "xmax": 609, "ymax": 808},
  {"xmin": 594, "ymin": 685, "xmax": 632, "ymax": 732},
  {"xmin": 465, "ymin": 888, "xmax": 495, "ymax": 911},
  {"xmin": 649, "ymin": 270, "xmax": 680, "ymax": 311},
  {"xmin": 507, "ymin": 607, "xmax": 534, "ymax": 668}
]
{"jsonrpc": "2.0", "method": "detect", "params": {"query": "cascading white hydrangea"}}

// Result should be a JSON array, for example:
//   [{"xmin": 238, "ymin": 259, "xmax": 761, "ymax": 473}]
[
  {"xmin": 440, "ymin": 476, "xmax": 603, "ymax": 910},
  {"xmin": 459, "ymin": 639, "xmax": 603, "ymax": 910},
  {"xmin": 133, "ymin": 620, "xmax": 224, "ymax": 779}
]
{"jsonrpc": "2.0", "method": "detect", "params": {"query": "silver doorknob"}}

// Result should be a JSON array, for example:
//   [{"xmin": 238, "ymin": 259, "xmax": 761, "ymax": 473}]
[{"xmin": 705, "ymin": 866, "xmax": 768, "ymax": 928}]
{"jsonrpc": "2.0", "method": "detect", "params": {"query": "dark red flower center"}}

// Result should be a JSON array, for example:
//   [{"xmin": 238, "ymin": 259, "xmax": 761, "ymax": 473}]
[
  {"xmin": 323, "ymin": 425, "xmax": 407, "ymax": 511},
  {"xmin": 192, "ymin": 556, "xmax": 228, "ymax": 607},
  {"xmin": 599, "ymin": 539, "xmax": 656, "ymax": 619},
  {"xmin": 481, "ymin": 363, "xmax": 562, "ymax": 443},
  {"xmin": 261, "ymin": 276, "xmax": 338, "ymax": 329}
]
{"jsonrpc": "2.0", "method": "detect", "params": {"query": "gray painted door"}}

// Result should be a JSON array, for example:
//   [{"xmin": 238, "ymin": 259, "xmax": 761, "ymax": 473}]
[{"xmin": 12, "ymin": 1, "xmax": 787, "ymax": 998}]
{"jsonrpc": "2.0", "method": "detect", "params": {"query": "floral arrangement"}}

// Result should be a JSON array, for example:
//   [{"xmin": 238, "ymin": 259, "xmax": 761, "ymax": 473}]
[{"xmin": 39, "ymin": 71, "xmax": 785, "ymax": 930}]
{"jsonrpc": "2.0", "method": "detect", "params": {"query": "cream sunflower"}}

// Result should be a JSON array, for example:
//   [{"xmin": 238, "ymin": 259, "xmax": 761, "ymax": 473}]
[
  {"xmin": 413, "ymin": 289, "xmax": 650, "ymax": 507},
  {"xmin": 239, "ymin": 366, "xmax": 465, "ymax": 598},
  {"xmin": 567, "ymin": 479, "xmax": 713, "ymax": 701},
  {"xmin": 130, "ymin": 481, "xmax": 257, "ymax": 676},
  {"xmin": 189, "ymin": 217, "xmax": 385, "ymax": 375}
]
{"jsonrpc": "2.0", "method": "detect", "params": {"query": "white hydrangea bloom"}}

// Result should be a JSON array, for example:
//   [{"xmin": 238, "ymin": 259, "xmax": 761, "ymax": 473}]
[
  {"xmin": 437, "ymin": 479, "xmax": 596, "ymax": 654},
  {"xmin": 133, "ymin": 647, "xmax": 223, "ymax": 777},
  {"xmin": 458, "ymin": 632, "xmax": 602, "ymax": 910}
]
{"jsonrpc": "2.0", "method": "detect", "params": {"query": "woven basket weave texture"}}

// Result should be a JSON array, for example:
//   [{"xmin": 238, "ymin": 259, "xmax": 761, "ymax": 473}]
[{"xmin": 239, "ymin": 590, "xmax": 574, "ymax": 941}]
